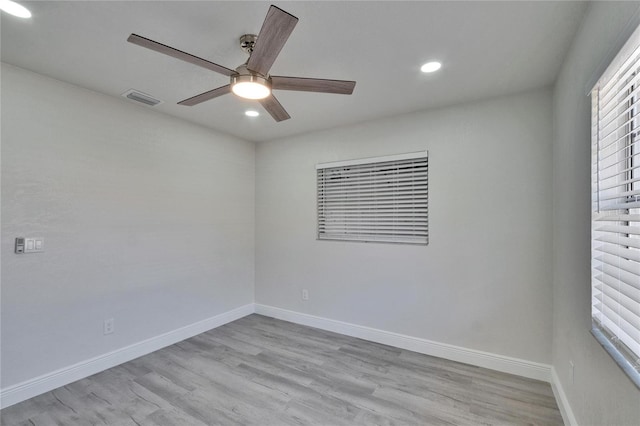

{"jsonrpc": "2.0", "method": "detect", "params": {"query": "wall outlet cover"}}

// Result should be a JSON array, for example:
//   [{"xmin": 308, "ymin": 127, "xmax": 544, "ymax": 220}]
[{"xmin": 103, "ymin": 318, "xmax": 115, "ymax": 335}]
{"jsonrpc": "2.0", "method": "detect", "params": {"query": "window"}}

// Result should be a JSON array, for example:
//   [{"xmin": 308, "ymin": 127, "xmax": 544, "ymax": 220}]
[
  {"xmin": 317, "ymin": 151, "xmax": 428, "ymax": 245},
  {"xmin": 591, "ymin": 25, "xmax": 640, "ymax": 388}
]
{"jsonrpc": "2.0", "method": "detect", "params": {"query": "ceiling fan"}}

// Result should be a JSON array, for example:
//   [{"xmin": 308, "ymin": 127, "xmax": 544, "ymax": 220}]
[{"xmin": 127, "ymin": 5, "xmax": 356, "ymax": 122}]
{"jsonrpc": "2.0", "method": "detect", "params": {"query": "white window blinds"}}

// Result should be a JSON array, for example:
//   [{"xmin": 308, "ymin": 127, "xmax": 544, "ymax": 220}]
[
  {"xmin": 591, "ymin": 25, "xmax": 640, "ymax": 383},
  {"xmin": 317, "ymin": 151, "xmax": 428, "ymax": 245}
]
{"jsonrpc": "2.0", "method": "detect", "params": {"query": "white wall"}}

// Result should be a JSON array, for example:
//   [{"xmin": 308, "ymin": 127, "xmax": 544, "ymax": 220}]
[
  {"xmin": 552, "ymin": 2, "xmax": 640, "ymax": 425},
  {"xmin": 255, "ymin": 89, "xmax": 553, "ymax": 364},
  {"xmin": 0, "ymin": 64, "xmax": 255, "ymax": 388}
]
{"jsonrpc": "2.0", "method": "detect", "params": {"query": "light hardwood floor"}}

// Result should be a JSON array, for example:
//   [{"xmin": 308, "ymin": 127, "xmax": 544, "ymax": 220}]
[{"xmin": 1, "ymin": 314, "xmax": 563, "ymax": 425}]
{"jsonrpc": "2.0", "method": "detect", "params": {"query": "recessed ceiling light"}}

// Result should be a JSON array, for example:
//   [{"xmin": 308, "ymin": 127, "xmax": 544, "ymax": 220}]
[
  {"xmin": 0, "ymin": 0, "xmax": 31, "ymax": 18},
  {"xmin": 245, "ymin": 110, "xmax": 260, "ymax": 117},
  {"xmin": 421, "ymin": 61, "xmax": 442, "ymax": 73}
]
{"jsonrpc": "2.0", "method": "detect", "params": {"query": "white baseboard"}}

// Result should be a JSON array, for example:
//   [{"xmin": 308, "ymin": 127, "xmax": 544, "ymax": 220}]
[
  {"xmin": 255, "ymin": 304, "xmax": 552, "ymax": 383},
  {"xmin": 551, "ymin": 367, "xmax": 578, "ymax": 426},
  {"xmin": 2, "ymin": 303, "xmax": 557, "ymax": 411},
  {"xmin": 0, "ymin": 303, "xmax": 254, "ymax": 409}
]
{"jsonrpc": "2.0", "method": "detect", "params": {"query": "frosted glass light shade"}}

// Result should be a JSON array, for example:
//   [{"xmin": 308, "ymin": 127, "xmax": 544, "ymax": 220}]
[
  {"xmin": 232, "ymin": 82, "xmax": 271, "ymax": 99},
  {"xmin": 0, "ymin": 0, "xmax": 31, "ymax": 18},
  {"xmin": 231, "ymin": 74, "xmax": 271, "ymax": 100},
  {"xmin": 421, "ymin": 62, "xmax": 442, "ymax": 73}
]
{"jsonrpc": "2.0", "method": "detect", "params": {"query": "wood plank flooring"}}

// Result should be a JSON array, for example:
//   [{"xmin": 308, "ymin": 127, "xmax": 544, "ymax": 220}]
[{"xmin": 1, "ymin": 314, "xmax": 563, "ymax": 425}]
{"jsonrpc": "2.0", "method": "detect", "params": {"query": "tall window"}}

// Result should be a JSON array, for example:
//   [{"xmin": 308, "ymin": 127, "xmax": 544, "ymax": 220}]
[
  {"xmin": 591, "ymin": 26, "xmax": 640, "ymax": 388},
  {"xmin": 317, "ymin": 151, "xmax": 428, "ymax": 245}
]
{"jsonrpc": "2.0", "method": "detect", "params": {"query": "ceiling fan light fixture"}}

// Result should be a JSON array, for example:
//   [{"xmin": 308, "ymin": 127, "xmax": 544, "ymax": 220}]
[
  {"xmin": 128, "ymin": 5, "xmax": 354, "ymax": 122},
  {"xmin": 231, "ymin": 74, "xmax": 271, "ymax": 100}
]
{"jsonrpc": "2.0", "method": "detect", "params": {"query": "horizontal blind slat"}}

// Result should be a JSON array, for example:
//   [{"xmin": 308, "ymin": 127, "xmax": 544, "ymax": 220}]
[
  {"xmin": 594, "ymin": 243, "xmax": 640, "ymax": 262},
  {"xmin": 594, "ymin": 274, "xmax": 640, "ymax": 305},
  {"xmin": 596, "ymin": 175, "xmax": 640, "ymax": 192},
  {"xmin": 595, "ymin": 253, "xmax": 640, "ymax": 276},
  {"xmin": 596, "ymin": 233, "xmax": 640, "ymax": 249},
  {"xmin": 595, "ymin": 263, "xmax": 640, "ymax": 291},
  {"xmin": 597, "ymin": 199, "xmax": 640, "ymax": 211},
  {"xmin": 593, "ymin": 303, "xmax": 640, "ymax": 350},
  {"xmin": 595, "ymin": 224, "xmax": 640, "ymax": 235},
  {"xmin": 596, "ymin": 280, "xmax": 640, "ymax": 314},
  {"xmin": 594, "ymin": 213, "xmax": 640, "ymax": 222}
]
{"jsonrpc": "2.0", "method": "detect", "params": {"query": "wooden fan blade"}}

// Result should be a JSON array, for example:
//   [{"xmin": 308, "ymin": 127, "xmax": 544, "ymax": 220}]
[
  {"xmin": 271, "ymin": 76, "xmax": 356, "ymax": 94},
  {"xmin": 128, "ymin": 34, "xmax": 235, "ymax": 77},
  {"xmin": 259, "ymin": 94, "xmax": 291, "ymax": 122},
  {"xmin": 246, "ymin": 6, "xmax": 298, "ymax": 76},
  {"xmin": 178, "ymin": 85, "xmax": 231, "ymax": 106}
]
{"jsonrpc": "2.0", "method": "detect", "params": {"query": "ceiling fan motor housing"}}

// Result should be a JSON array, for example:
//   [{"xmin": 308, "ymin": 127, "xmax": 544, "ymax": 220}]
[
  {"xmin": 231, "ymin": 72, "xmax": 271, "ymax": 87},
  {"xmin": 232, "ymin": 64, "xmax": 271, "ymax": 86}
]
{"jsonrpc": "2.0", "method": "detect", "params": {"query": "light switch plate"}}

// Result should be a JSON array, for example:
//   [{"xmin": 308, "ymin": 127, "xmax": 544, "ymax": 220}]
[{"xmin": 23, "ymin": 238, "xmax": 44, "ymax": 253}]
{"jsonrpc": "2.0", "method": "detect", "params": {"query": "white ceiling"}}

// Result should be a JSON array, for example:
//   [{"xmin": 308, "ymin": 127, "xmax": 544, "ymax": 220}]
[{"xmin": 1, "ymin": 1, "xmax": 588, "ymax": 142}]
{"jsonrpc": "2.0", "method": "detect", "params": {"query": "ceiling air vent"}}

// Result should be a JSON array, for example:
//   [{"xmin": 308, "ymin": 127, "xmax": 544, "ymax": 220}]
[{"xmin": 121, "ymin": 89, "xmax": 162, "ymax": 106}]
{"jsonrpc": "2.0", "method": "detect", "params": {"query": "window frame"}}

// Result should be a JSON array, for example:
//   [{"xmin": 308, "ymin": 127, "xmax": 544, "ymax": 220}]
[
  {"xmin": 316, "ymin": 151, "xmax": 428, "ymax": 245},
  {"xmin": 591, "ymin": 23, "xmax": 640, "ymax": 389}
]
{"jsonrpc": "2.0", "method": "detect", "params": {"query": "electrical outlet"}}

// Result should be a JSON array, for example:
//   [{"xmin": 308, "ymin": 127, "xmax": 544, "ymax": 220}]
[
  {"xmin": 569, "ymin": 361, "xmax": 575, "ymax": 385},
  {"xmin": 302, "ymin": 289, "xmax": 309, "ymax": 301},
  {"xmin": 104, "ymin": 318, "xmax": 115, "ymax": 335}
]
